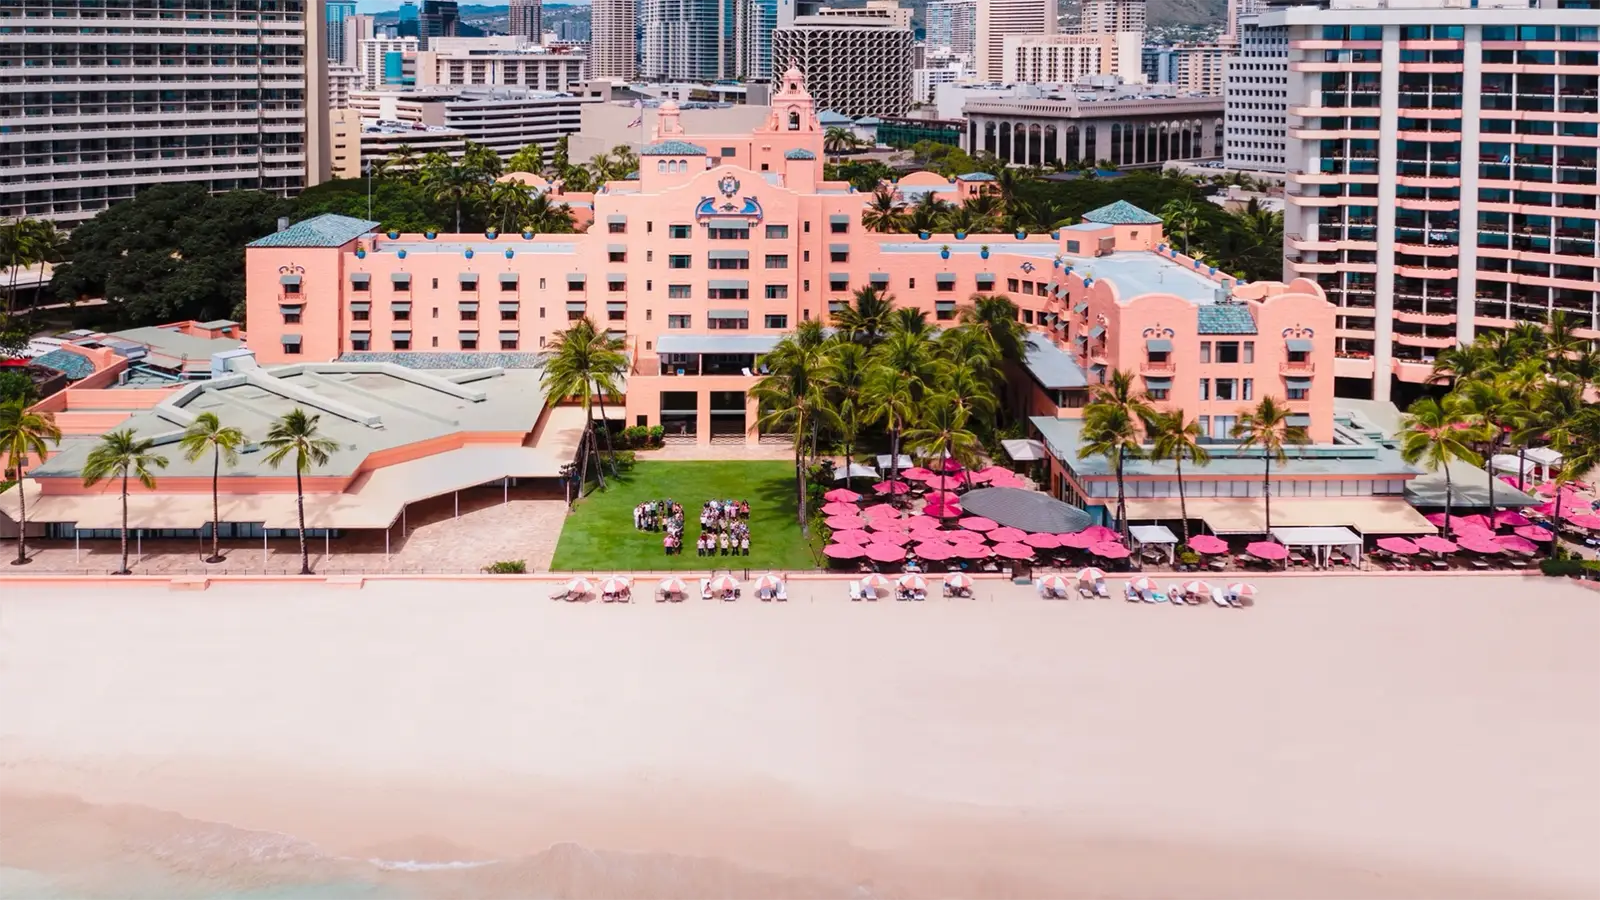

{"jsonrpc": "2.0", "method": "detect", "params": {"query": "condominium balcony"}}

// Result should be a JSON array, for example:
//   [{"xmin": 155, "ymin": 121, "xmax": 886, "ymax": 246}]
[
  {"xmin": 1393, "ymin": 309, "xmax": 1459, "ymax": 326},
  {"xmin": 1395, "ymin": 264, "xmax": 1459, "ymax": 279},
  {"xmin": 1139, "ymin": 359, "xmax": 1177, "ymax": 376},
  {"xmin": 1278, "ymin": 359, "xmax": 1316, "ymax": 376},
  {"xmin": 1393, "ymin": 333, "xmax": 1457, "ymax": 349}
]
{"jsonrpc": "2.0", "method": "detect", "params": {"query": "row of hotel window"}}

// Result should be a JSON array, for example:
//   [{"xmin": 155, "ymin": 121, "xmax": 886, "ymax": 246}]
[
  {"xmin": 281, "ymin": 303, "xmax": 793, "ymax": 330},
  {"xmin": 1182, "ymin": 378, "xmax": 1312, "ymax": 402},
  {"xmin": 291, "ymin": 271, "xmax": 1014, "ymax": 300},
  {"xmin": 610, "ymin": 222, "xmax": 851, "ymax": 238}
]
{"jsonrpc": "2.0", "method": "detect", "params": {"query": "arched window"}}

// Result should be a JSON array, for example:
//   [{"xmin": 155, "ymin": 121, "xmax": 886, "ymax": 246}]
[
  {"xmin": 788, "ymin": 111, "xmax": 800, "ymax": 130},
  {"xmin": 657, "ymin": 160, "xmax": 667, "ymax": 173}
]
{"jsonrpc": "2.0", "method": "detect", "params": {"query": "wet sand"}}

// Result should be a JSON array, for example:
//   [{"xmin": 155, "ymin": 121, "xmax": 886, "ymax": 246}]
[{"xmin": 1, "ymin": 576, "xmax": 1597, "ymax": 898}]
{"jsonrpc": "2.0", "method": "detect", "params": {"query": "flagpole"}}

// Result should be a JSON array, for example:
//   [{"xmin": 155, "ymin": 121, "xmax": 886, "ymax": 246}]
[{"xmin": 366, "ymin": 160, "xmax": 373, "ymax": 221}]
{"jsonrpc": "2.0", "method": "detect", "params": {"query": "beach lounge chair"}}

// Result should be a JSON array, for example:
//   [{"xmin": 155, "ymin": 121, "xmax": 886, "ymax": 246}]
[
  {"xmin": 700, "ymin": 578, "xmax": 712, "ymax": 601},
  {"xmin": 548, "ymin": 584, "xmax": 567, "ymax": 600},
  {"xmin": 1078, "ymin": 583, "xmax": 1094, "ymax": 599},
  {"xmin": 1211, "ymin": 587, "xmax": 1232, "ymax": 608},
  {"xmin": 776, "ymin": 583, "xmax": 788, "ymax": 602},
  {"xmin": 1094, "ymin": 579, "xmax": 1110, "ymax": 598},
  {"xmin": 849, "ymin": 580, "xmax": 862, "ymax": 601}
]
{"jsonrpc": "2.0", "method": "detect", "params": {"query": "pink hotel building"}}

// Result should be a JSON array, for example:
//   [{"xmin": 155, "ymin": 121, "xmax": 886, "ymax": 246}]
[{"xmin": 245, "ymin": 70, "xmax": 1430, "ymax": 532}]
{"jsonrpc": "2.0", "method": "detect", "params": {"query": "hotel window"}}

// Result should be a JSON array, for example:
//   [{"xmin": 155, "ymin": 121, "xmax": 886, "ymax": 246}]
[
  {"xmin": 720, "ymin": 146, "xmax": 736, "ymax": 157},
  {"xmin": 280, "ymin": 275, "xmax": 302, "ymax": 296},
  {"xmin": 460, "ymin": 332, "xmax": 479, "ymax": 350},
  {"xmin": 281, "ymin": 306, "xmax": 302, "ymax": 325},
  {"xmin": 709, "ymin": 225, "xmax": 749, "ymax": 240},
  {"xmin": 1199, "ymin": 341, "xmax": 1212, "ymax": 363},
  {"xmin": 765, "ymin": 284, "xmax": 788, "ymax": 300},
  {"xmin": 1066, "ymin": 240, "xmax": 1080, "ymax": 254},
  {"xmin": 608, "ymin": 276, "xmax": 626, "ymax": 292},
  {"xmin": 350, "ymin": 332, "xmax": 370, "ymax": 351},
  {"xmin": 1243, "ymin": 378, "xmax": 1253, "ymax": 401},
  {"xmin": 498, "ymin": 275, "xmax": 517, "ymax": 292},
  {"xmin": 829, "ymin": 245, "xmax": 848, "ymax": 263},
  {"xmin": 1199, "ymin": 378, "xmax": 1210, "ymax": 400},
  {"xmin": 765, "ymin": 225, "xmax": 789, "ymax": 239},
  {"xmin": 829, "ymin": 215, "xmax": 849, "ymax": 234},
  {"xmin": 668, "ymin": 254, "xmax": 692, "ymax": 269},
  {"xmin": 765, "ymin": 314, "xmax": 789, "ymax": 329},
  {"xmin": 765, "ymin": 254, "xmax": 788, "ymax": 269},
  {"xmin": 391, "ymin": 303, "xmax": 411, "ymax": 321},
  {"xmin": 1243, "ymin": 341, "xmax": 1255, "ymax": 364},
  {"xmin": 1287, "ymin": 383, "xmax": 1309, "ymax": 401},
  {"xmin": 1147, "ymin": 383, "xmax": 1170, "ymax": 401},
  {"xmin": 708, "ymin": 286, "xmax": 750, "ymax": 300},
  {"xmin": 1216, "ymin": 341, "xmax": 1241, "ymax": 363},
  {"xmin": 1215, "ymin": 378, "xmax": 1239, "ymax": 401},
  {"xmin": 708, "ymin": 313, "xmax": 750, "ymax": 330},
  {"xmin": 459, "ymin": 303, "xmax": 478, "ymax": 321},
  {"xmin": 828, "ymin": 275, "xmax": 849, "ymax": 292},
  {"xmin": 1023, "ymin": 310, "xmax": 1034, "ymax": 324},
  {"xmin": 281, "ymin": 336, "xmax": 302, "ymax": 355},
  {"xmin": 392, "ymin": 332, "xmax": 412, "ymax": 351},
  {"xmin": 936, "ymin": 274, "xmax": 956, "ymax": 293},
  {"xmin": 1022, "ymin": 282, "xmax": 1035, "ymax": 295},
  {"xmin": 1007, "ymin": 278, "xmax": 1020, "ymax": 292},
  {"xmin": 499, "ymin": 302, "xmax": 519, "ymax": 321},
  {"xmin": 608, "ymin": 218, "xmax": 627, "ymax": 234},
  {"xmin": 500, "ymin": 332, "xmax": 519, "ymax": 351},
  {"xmin": 668, "ymin": 284, "xmax": 692, "ymax": 299},
  {"xmin": 669, "ymin": 224, "xmax": 691, "ymax": 238},
  {"xmin": 708, "ymin": 254, "xmax": 749, "ymax": 270},
  {"xmin": 567, "ymin": 276, "xmax": 586, "ymax": 291},
  {"xmin": 668, "ymin": 314, "xmax": 691, "ymax": 328},
  {"xmin": 936, "ymin": 300, "xmax": 957, "ymax": 321},
  {"xmin": 608, "ymin": 249, "xmax": 626, "ymax": 263},
  {"xmin": 350, "ymin": 274, "xmax": 370, "ymax": 292},
  {"xmin": 607, "ymin": 304, "xmax": 626, "ymax": 321}
]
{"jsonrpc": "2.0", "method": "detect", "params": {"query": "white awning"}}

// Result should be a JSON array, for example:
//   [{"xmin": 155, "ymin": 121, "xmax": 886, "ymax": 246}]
[
  {"xmin": 1270, "ymin": 526, "xmax": 1362, "ymax": 547},
  {"xmin": 875, "ymin": 454, "xmax": 914, "ymax": 469},
  {"xmin": 1129, "ymin": 524, "xmax": 1177, "ymax": 545},
  {"xmin": 832, "ymin": 463, "xmax": 879, "ymax": 481},
  {"xmin": 1001, "ymin": 438, "xmax": 1048, "ymax": 461},
  {"xmin": 1491, "ymin": 448, "xmax": 1562, "ymax": 471},
  {"xmin": 1124, "ymin": 498, "xmax": 1435, "ymax": 535}
]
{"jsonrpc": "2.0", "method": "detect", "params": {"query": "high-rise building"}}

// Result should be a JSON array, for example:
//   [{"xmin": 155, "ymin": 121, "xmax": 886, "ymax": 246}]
[
  {"xmin": 327, "ymin": 1, "xmax": 359, "ymax": 65},
  {"xmin": 926, "ymin": 0, "xmax": 978, "ymax": 61},
  {"xmin": 1151, "ymin": 41, "xmax": 1231, "ymax": 96},
  {"xmin": 416, "ymin": 38, "xmax": 588, "ymax": 92},
  {"xmin": 1222, "ymin": 13, "xmax": 1287, "ymax": 171},
  {"xmin": 1264, "ymin": 0, "xmax": 1599, "ymax": 401},
  {"xmin": 1076, "ymin": 0, "xmax": 1145, "ymax": 36},
  {"xmin": 1003, "ymin": 32, "xmax": 1144, "ymax": 84},
  {"xmin": 0, "ymin": 0, "xmax": 328, "ymax": 224},
  {"xmin": 508, "ymin": 0, "xmax": 544, "ymax": 42},
  {"xmin": 420, "ymin": 0, "xmax": 460, "ymax": 49},
  {"xmin": 772, "ymin": 0, "xmax": 915, "ymax": 117},
  {"xmin": 344, "ymin": 14, "xmax": 376, "ymax": 70},
  {"xmin": 975, "ymin": 0, "xmax": 1054, "ymax": 83},
  {"xmin": 397, "ymin": 1, "xmax": 421, "ymax": 39},
  {"xmin": 641, "ymin": 0, "xmax": 734, "ymax": 81},
  {"xmin": 358, "ymin": 38, "xmax": 422, "ymax": 89},
  {"xmin": 347, "ymin": 87, "xmax": 590, "ymax": 163},
  {"xmin": 591, "ymin": 0, "xmax": 639, "ymax": 81}
]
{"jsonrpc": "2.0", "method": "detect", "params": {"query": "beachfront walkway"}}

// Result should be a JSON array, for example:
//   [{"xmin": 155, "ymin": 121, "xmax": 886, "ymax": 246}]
[{"xmin": 2, "ymin": 485, "xmax": 569, "ymax": 576}]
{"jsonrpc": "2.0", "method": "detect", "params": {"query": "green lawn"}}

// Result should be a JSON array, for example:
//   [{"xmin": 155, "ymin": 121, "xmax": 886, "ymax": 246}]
[{"xmin": 550, "ymin": 460, "xmax": 818, "ymax": 572}]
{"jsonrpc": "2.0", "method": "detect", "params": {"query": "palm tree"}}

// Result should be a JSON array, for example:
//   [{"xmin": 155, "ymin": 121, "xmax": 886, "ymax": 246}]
[
  {"xmin": 861, "ymin": 187, "xmax": 908, "ymax": 233},
  {"xmin": 462, "ymin": 140, "xmax": 504, "ymax": 180},
  {"xmin": 958, "ymin": 294, "xmax": 1025, "ymax": 361},
  {"xmin": 487, "ymin": 180, "xmax": 533, "ymax": 234},
  {"xmin": 961, "ymin": 192, "xmax": 1004, "ymax": 229},
  {"xmin": 505, "ymin": 142, "xmax": 546, "ymax": 176},
  {"xmin": 1009, "ymin": 197, "xmax": 1066, "ymax": 234},
  {"xmin": 862, "ymin": 366, "xmax": 916, "ymax": 489},
  {"xmin": 1231, "ymin": 397, "xmax": 1308, "ymax": 535},
  {"xmin": 384, "ymin": 143, "xmax": 420, "ymax": 181},
  {"xmin": 752, "ymin": 333, "xmax": 838, "ymax": 532},
  {"xmin": 541, "ymin": 316, "xmax": 628, "ymax": 495},
  {"xmin": 81, "ymin": 429, "xmax": 168, "ymax": 575},
  {"xmin": 1160, "ymin": 198, "xmax": 1203, "ymax": 255},
  {"xmin": 524, "ymin": 192, "xmax": 576, "ymax": 234},
  {"xmin": 822, "ymin": 342, "xmax": 869, "ymax": 490},
  {"xmin": 887, "ymin": 306, "xmax": 932, "ymax": 337},
  {"xmin": 823, "ymin": 126, "xmax": 857, "ymax": 161},
  {"xmin": 1144, "ymin": 410, "xmax": 1210, "ymax": 543},
  {"xmin": 1453, "ymin": 377, "xmax": 1514, "ymax": 506},
  {"xmin": 1, "ymin": 397, "xmax": 61, "ymax": 565},
  {"xmin": 1078, "ymin": 403, "xmax": 1142, "ymax": 543},
  {"xmin": 1549, "ymin": 406, "xmax": 1600, "ymax": 538},
  {"xmin": 905, "ymin": 392, "xmax": 981, "ymax": 480},
  {"xmin": 179, "ymin": 411, "xmax": 246, "ymax": 564},
  {"xmin": 831, "ymin": 286, "xmax": 895, "ymax": 345},
  {"xmin": 993, "ymin": 167, "xmax": 1023, "ymax": 211},
  {"xmin": 1399, "ymin": 396, "xmax": 1484, "ymax": 537},
  {"xmin": 261, "ymin": 409, "xmax": 339, "ymax": 576},
  {"xmin": 3, "ymin": 217, "xmax": 63, "ymax": 318},
  {"xmin": 907, "ymin": 196, "xmax": 951, "ymax": 234},
  {"xmin": 423, "ymin": 162, "xmax": 486, "ymax": 232}
]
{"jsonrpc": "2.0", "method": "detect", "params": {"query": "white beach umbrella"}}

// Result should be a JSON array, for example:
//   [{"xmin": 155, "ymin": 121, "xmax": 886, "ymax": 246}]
[
  {"xmin": 753, "ymin": 572, "xmax": 785, "ymax": 591},
  {"xmin": 861, "ymin": 573, "xmax": 891, "ymax": 592},
  {"xmin": 1075, "ymin": 567, "xmax": 1106, "ymax": 583},
  {"xmin": 599, "ymin": 576, "xmax": 631, "ymax": 594},
  {"xmin": 944, "ymin": 572, "xmax": 974, "ymax": 590},
  {"xmin": 1182, "ymin": 579, "xmax": 1211, "ymax": 595},
  {"xmin": 565, "ymin": 576, "xmax": 595, "ymax": 595},
  {"xmin": 708, "ymin": 574, "xmax": 741, "ymax": 593},
  {"xmin": 1037, "ymin": 573, "xmax": 1072, "ymax": 594},
  {"xmin": 1128, "ymin": 575, "xmax": 1157, "ymax": 593},
  {"xmin": 897, "ymin": 573, "xmax": 928, "ymax": 591},
  {"xmin": 1227, "ymin": 582, "xmax": 1258, "ymax": 598},
  {"xmin": 658, "ymin": 576, "xmax": 688, "ymax": 595}
]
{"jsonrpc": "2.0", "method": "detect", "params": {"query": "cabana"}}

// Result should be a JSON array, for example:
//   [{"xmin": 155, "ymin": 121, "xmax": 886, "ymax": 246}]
[
  {"xmin": 832, "ymin": 462, "xmax": 879, "ymax": 481},
  {"xmin": 1129, "ymin": 524, "xmax": 1178, "ymax": 565},
  {"xmin": 1489, "ymin": 448, "xmax": 1564, "ymax": 485},
  {"xmin": 1000, "ymin": 439, "xmax": 1048, "ymax": 462},
  {"xmin": 1269, "ymin": 526, "xmax": 1363, "ymax": 567},
  {"xmin": 875, "ymin": 453, "xmax": 915, "ymax": 471}
]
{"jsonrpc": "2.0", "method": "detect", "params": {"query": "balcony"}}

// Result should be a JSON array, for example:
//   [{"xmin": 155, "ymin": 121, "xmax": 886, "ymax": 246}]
[
  {"xmin": 1140, "ymin": 359, "xmax": 1177, "ymax": 376},
  {"xmin": 1279, "ymin": 359, "xmax": 1316, "ymax": 376}
]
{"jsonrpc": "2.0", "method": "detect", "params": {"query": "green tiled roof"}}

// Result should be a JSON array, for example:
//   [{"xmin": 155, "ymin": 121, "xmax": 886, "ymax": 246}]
[
  {"xmin": 955, "ymin": 172, "xmax": 997, "ymax": 182},
  {"xmin": 817, "ymin": 109, "xmax": 853, "ymax": 125},
  {"xmin": 1197, "ymin": 304, "xmax": 1258, "ymax": 335},
  {"xmin": 1081, "ymin": 200, "xmax": 1162, "ymax": 225},
  {"xmin": 784, "ymin": 148, "xmax": 817, "ymax": 160},
  {"xmin": 32, "ymin": 348, "xmax": 96, "ymax": 380},
  {"xmin": 640, "ymin": 140, "xmax": 707, "ymax": 156},
  {"xmin": 247, "ymin": 214, "xmax": 378, "ymax": 248}
]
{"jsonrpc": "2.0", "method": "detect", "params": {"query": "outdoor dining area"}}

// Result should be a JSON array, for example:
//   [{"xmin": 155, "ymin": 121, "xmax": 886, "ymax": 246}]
[{"xmin": 820, "ymin": 465, "xmax": 1136, "ymax": 575}]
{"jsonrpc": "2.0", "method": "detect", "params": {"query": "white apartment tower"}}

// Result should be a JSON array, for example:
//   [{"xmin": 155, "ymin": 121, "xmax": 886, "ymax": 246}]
[
  {"xmin": 0, "ymin": 0, "xmax": 328, "ymax": 224},
  {"xmin": 508, "ymin": 0, "xmax": 543, "ymax": 42},
  {"xmin": 1223, "ymin": 13, "xmax": 1288, "ymax": 170},
  {"xmin": 975, "ymin": 0, "xmax": 1055, "ymax": 83},
  {"xmin": 1077, "ymin": 0, "xmax": 1146, "ymax": 36},
  {"xmin": 1265, "ymin": 0, "xmax": 1599, "ymax": 401},
  {"xmin": 926, "ymin": 0, "xmax": 978, "ymax": 60},
  {"xmin": 772, "ymin": 1, "xmax": 914, "ymax": 117},
  {"xmin": 591, "ymin": 0, "xmax": 639, "ymax": 82}
]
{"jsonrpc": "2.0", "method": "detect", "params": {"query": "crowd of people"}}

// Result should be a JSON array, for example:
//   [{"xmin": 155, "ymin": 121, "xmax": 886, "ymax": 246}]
[{"xmin": 632, "ymin": 498, "xmax": 752, "ymax": 556}]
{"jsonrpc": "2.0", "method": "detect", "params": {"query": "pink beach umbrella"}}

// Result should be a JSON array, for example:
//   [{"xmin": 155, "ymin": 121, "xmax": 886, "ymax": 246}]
[
  {"xmin": 1499, "ymin": 474, "xmax": 1527, "ymax": 490},
  {"xmin": 823, "ymin": 488, "xmax": 862, "ymax": 503},
  {"xmin": 1091, "ymin": 541, "xmax": 1131, "ymax": 559},
  {"xmin": 925, "ymin": 490, "xmax": 961, "ymax": 504},
  {"xmin": 824, "ymin": 543, "xmax": 867, "ymax": 560},
  {"xmin": 1456, "ymin": 533, "xmax": 1503, "ymax": 554},
  {"xmin": 1454, "ymin": 513, "xmax": 1494, "ymax": 532},
  {"xmin": 820, "ymin": 501, "xmax": 858, "ymax": 516},
  {"xmin": 1569, "ymin": 513, "xmax": 1600, "ymax": 530},
  {"xmin": 1056, "ymin": 531, "xmax": 1096, "ymax": 550},
  {"xmin": 987, "ymin": 474, "xmax": 1026, "ymax": 487},
  {"xmin": 870, "ymin": 531, "xmax": 913, "ymax": 547},
  {"xmin": 988, "ymin": 526, "xmax": 1028, "ymax": 543},
  {"xmin": 1450, "ymin": 520, "xmax": 1494, "ymax": 538},
  {"xmin": 923, "ymin": 500, "xmax": 964, "ymax": 518},
  {"xmin": 945, "ymin": 572, "xmax": 974, "ymax": 590},
  {"xmin": 1494, "ymin": 534, "xmax": 1538, "ymax": 555},
  {"xmin": 872, "ymin": 480, "xmax": 911, "ymax": 496},
  {"xmin": 900, "ymin": 467, "xmax": 936, "ymax": 481},
  {"xmin": 825, "ymin": 514, "xmax": 865, "ymax": 530},
  {"xmin": 972, "ymin": 465, "xmax": 1013, "ymax": 482},
  {"xmin": 1187, "ymin": 534, "xmax": 1228, "ymax": 555},
  {"xmin": 1424, "ymin": 512, "xmax": 1449, "ymax": 527},
  {"xmin": 907, "ymin": 516, "xmax": 947, "ymax": 534},
  {"xmin": 940, "ymin": 456, "xmax": 965, "ymax": 473},
  {"xmin": 1075, "ymin": 567, "xmax": 1106, "ymax": 582},
  {"xmin": 831, "ymin": 529, "xmax": 871, "ymax": 544},
  {"xmin": 924, "ymin": 475, "xmax": 965, "ymax": 491},
  {"xmin": 865, "ymin": 543, "xmax": 907, "ymax": 563},
  {"xmin": 861, "ymin": 573, "xmax": 891, "ymax": 592},
  {"xmin": 861, "ymin": 503, "xmax": 901, "ymax": 519},
  {"xmin": 1023, "ymin": 532, "xmax": 1060, "ymax": 549},
  {"xmin": 912, "ymin": 541, "xmax": 956, "ymax": 561},
  {"xmin": 1245, "ymin": 541, "xmax": 1289, "ymax": 561},
  {"xmin": 1375, "ymin": 536, "xmax": 1420, "ymax": 555},
  {"xmin": 1415, "ymin": 535, "xmax": 1459, "ymax": 553},
  {"xmin": 993, "ymin": 542, "xmax": 1035, "ymax": 559},
  {"xmin": 958, "ymin": 516, "xmax": 998, "ymax": 532},
  {"xmin": 1536, "ymin": 481, "xmax": 1564, "ymax": 496},
  {"xmin": 1492, "ymin": 510, "xmax": 1532, "ymax": 528},
  {"xmin": 954, "ymin": 544, "xmax": 993, "ymax": 559},
  {"xmin": 1081, "ymin": 525, "xmax": 1122, "ymax": 543},
  {"xmin": 867, "ymin": 517, "xmax": 908, "ymax": 533},
  {"xmin": 1514, "ymin": 524, "xmax": 1555, "ymax": 542},
  {"xmin": 947, "ymin": 528, "xmax": 987, "ymax": 544}
]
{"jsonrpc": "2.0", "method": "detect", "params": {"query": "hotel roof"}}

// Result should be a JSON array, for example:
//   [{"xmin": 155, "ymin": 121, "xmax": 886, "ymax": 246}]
[
  {"xmin": 784, "ymin": 148, "xmax": 817, "ymax": 160},
  {"xmin": 248, "ymin": 214, "xmax": 378, "ymax": 248},
  {"xmin": 641, "ymin": 140, "xmax": 707, "ymax": 155},
  {"xmin": 1196, "ymin": 304, "xmax": 1259, "ymax": 334},
  {"xmin": 1021, "ymin": 332, "xmax": 1088, "ymax": 389},
  {"xmin": 817, "ymin": 109, "xmax": 853, "ymax": 125},
  {"xmin": 1081, "ymin": 200, "xmax": 1162, "ymax": 225}
]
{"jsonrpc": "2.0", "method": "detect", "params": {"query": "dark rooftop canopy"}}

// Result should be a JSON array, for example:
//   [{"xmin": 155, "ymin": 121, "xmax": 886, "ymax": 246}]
[{"xmin": 959, "ymin": 487, "xmax": 1094, "ymax": 534}]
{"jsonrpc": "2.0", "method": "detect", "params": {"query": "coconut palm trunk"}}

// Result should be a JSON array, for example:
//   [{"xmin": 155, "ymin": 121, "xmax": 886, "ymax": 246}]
[
  {"xmin": 210, "ymin": 448, "xmax": 222, "ymax": 562},
  {"xmin": 1442, "ymin": 464, "xmax": 1453, "ymax": 536},
  {"xmin": 119, "ymin": 469, "xmax": 130, "ymax": 575},
  {"xmin": 594, "ymin": 387, "xmax": 619, "ymax": 477},
  {"xmin": 1175, "ymin": 455, "xmax": 1189, "ymax": 543},
  {"xmin": 1262, "ymin": 456, "xmax": 1273, "ymax": 534},
  {"xmin": 14, "ymin": 475, "xmax": 27, "ymax": 564},
  {"xmin": 295, "ymin": 464, "xmax": 309, "ymax": 575},
  {"xmin": 1114, "ymin": 449, "xmax": 1128, "ymax": 541}
]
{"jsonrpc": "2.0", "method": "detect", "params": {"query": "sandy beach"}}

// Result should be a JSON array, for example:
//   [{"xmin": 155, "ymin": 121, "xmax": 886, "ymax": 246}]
[{"xmin": 1, "ymin": 575, "xmax": 1597, "ymax": 899}]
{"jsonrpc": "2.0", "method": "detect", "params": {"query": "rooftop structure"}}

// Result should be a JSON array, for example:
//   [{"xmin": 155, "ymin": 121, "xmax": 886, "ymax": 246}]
[
  {"xmin": 347, "ymin": 87, "xmax": 592, "ymax": 164},
  {"xmin": 415, "ymin": 36, "xmax": 588, "ymax": 92},
  {"xmin": 773, "ymin": 3, "xmax": 916, "ymax": 117},
  {"xmin": 1003, "ymin": 32, "xmax": 1145, "ymax": 85}
]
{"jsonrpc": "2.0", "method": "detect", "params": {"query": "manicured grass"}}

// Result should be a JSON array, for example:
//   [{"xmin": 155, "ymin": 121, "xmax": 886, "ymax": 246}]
[{"xmin": 550, "ymin": 460, "xmax": 818, "ymax": 572}]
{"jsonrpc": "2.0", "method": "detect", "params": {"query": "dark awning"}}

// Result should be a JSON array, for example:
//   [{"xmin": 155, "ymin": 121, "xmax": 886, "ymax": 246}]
[
  {"xmin": 499, "ymin": 272, "xmax": 518, "ymax": 284},
  {"xmin": 607, "ymin": 243, "xmax": 627, "ymax": 253},
  {"xmin": 936, "ymin": 301, "xmax": 956, "ymax": 311},
  {"xmin": 390, "ymin": 330, "xmax": 411, "ymax": 339},
  {"xmin": 829, "ymin": 214, "xmax": 850, "ymax": 224},
  {"xmin": 1286, "ymin": 338, "xmax": 1314, "ymax": 352},
  {"xmin": 1146, "ymin": 338, "xmax": 1172, "ymax": 352},
  {"xmin": 708, "ymin": 309, "xmax": 749, "ymax": 319},
  {"xmin": 975, "ymin": 272, "xmax": 995, "ymax": 281},
  {"xmin": 566, "ymin": 273, "xmax": 586, "ymax": 283},
  {"xmin": 458, "ymin": 301, "xmax": 478, "ymax": 311},
  {"xmin": 349, "ymin": 273, "xmax": 370, "ymax": 284},
  {"xmin": 708, "ymin": 279, "xmax": 749, "ymax": 290},
  {"xmin": 829, "ymin": 244, "xmax": 849, "ymax": 253},
  {"xmin": 281, "ymin": 334, "xmax": 302, "ymax": 345},
  {"xmin": 607, "ymin": 214, "xmax": 627, "ymax": 224},
  {"xmin": 1088, "ymin": 325, "xmax": 1105, "ymax": 338},
  {"xmin": 458, "ymin": 330, "xmax": 478, "ymax": 340},
  {"xmin": 606, "ymin": 301, "xmax": 627, "ymax": 312},
  {"xmin": 279, "ymin": 274, "xmax": 301, "ymax": 286},
  {"xmin": 565, "ymin": 301, "xmax": 586, "ymax": 312},
  {"xmin": 607, "ymin": 273, "xmax": 627, "ymax": 283},
  {"xmin": 459, "ymin": 272, "xmax": 478, "ymax": 284},
  {"xmin": 499, "ymin": 330, "xmax": 519, "ymax": 341},
  {"xmin": 390, "ymin": 273, "xmax": 410, "ymax": 283},
  {"xmin": 349, "ymin": 301, "xmax": 370, "ymax": 312},
  {"xmin": 708, "ymin": 249, "xmax": 749, "ymax": 260},
  {"xmin": 869, "ymin": 272, "xmax": 889, "ymax": 283},
  {"xmin": 390, "ymin": 302, "xmax": 411, "ymax": 312},
  {"xmin": 498, "ymin": 301, "xmax": 519, "ymax": 312},
  {"xmin": 1285, "ymin": 376, "xmax": 1313, "ymax": 388},
  {"xmin": 935, "ymin": 273, "xmax": 956, "ymax": 283},
  {"xmin": 1144, "ymin": 376, "xmax": 1172, "ymax": 389},
  {"xmin": 1287, "ymin": 414, "xmax": 1312, "ymax": 426}
]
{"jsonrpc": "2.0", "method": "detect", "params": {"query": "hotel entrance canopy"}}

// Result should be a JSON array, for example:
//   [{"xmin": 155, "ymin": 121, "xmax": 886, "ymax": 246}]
[{"xmin": 1124, "ymin": 498, "xmax": 1435, "ymax": 535}]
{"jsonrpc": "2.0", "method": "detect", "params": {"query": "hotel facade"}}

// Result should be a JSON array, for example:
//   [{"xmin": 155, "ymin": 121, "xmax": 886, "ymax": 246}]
[{"xmin": 1266, "ymin": 0, "xmax": 1600, "ymax": 400}]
